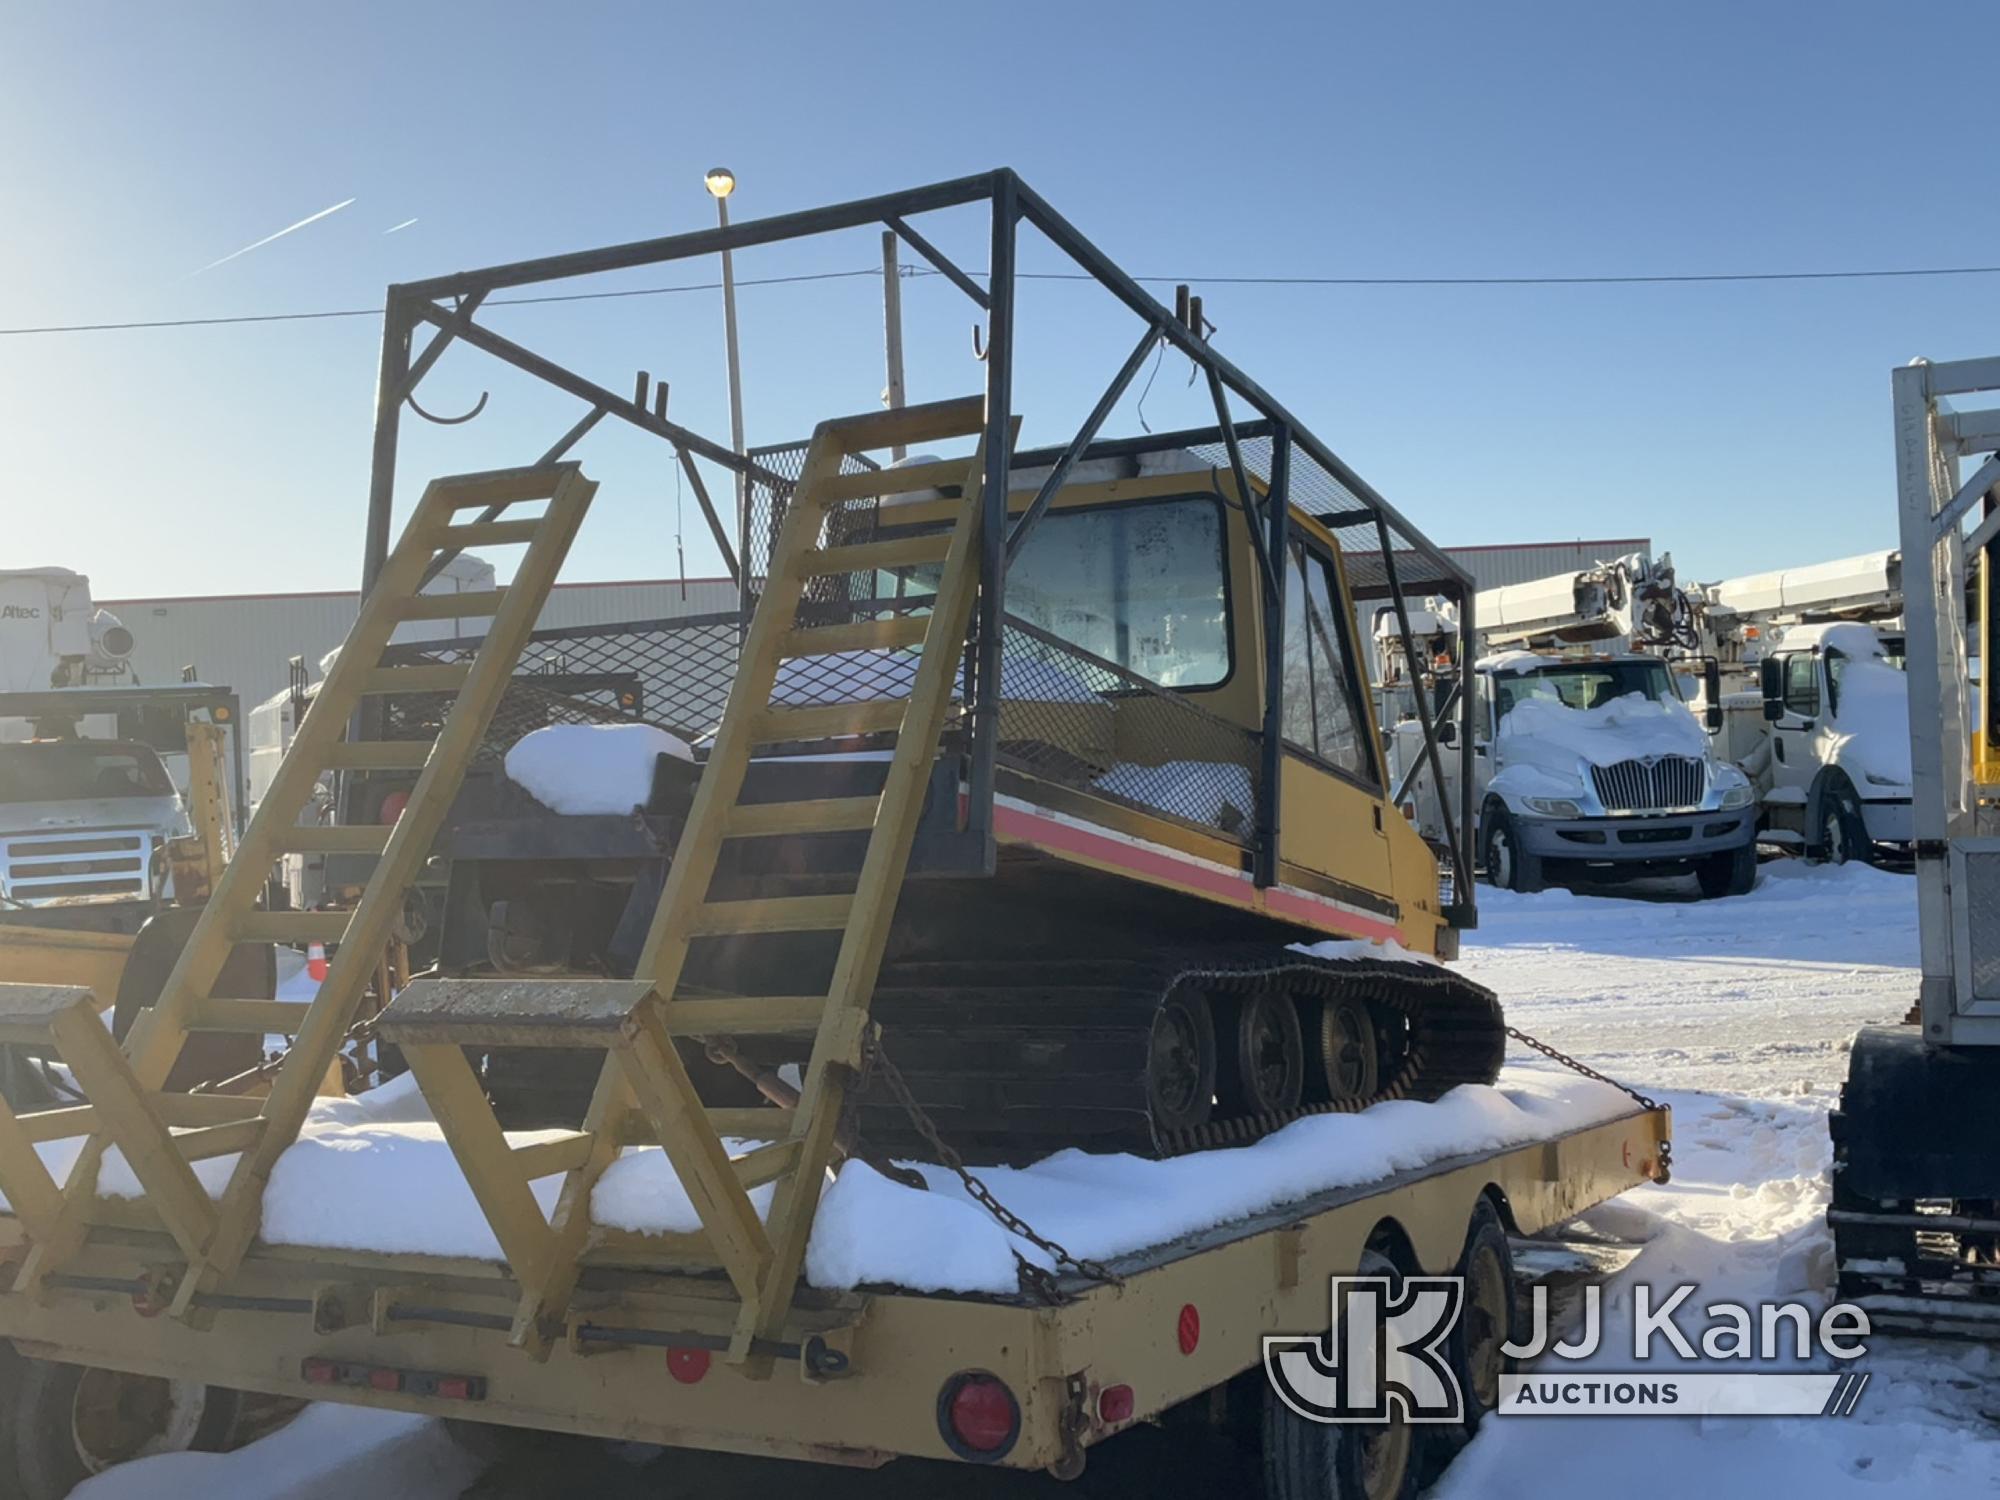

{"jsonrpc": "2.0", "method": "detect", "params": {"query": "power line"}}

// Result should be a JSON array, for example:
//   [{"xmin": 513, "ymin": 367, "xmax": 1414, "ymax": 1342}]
[{"xmin": 7, "ymin": 259, "xmax": 2000, "ymax": 338}]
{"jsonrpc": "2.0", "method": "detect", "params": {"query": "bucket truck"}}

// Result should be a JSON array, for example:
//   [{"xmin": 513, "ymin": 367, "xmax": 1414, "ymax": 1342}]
[{"xmin": 1378, "ymin": 552, "xmax": 1758, "ymax": 897}]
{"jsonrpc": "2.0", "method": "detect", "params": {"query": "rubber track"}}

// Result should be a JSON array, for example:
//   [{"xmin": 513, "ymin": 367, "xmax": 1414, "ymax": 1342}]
[{"xmin": 852, "ymin": 945, "xmax": 1505, "ymax": 1165}]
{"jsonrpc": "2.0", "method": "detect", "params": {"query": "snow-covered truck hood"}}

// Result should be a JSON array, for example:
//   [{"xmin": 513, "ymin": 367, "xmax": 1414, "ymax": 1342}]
[
  {"xmin": 0, "ymin": 794, "xmax": 186, "ymax": 839},
  {"xmin": 1827, "ymin": 658, "xmax": 1911, "ymax": 790},
  {"xmin": 1494, "ymin": 693, "xmax": 1710, "ymax": 774}
]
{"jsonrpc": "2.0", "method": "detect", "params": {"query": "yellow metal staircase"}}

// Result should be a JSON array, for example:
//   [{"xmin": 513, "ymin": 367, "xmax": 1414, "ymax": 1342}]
[
  {"xmin": 0, "ymin": 463, "xmax": 596, "ymax": 1309},
  {"xmin": 374, "ymin": 397, "xmax": 996, "ymax": 1362}
]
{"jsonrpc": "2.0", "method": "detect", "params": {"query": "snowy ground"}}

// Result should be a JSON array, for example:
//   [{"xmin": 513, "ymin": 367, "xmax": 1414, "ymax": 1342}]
[{"xmin": 77, "ymin": 860, "xmax": 2000, "ymax": 1497}]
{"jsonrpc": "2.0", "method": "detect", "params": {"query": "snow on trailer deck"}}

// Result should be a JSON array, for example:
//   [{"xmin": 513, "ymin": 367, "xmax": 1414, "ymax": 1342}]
[{"xmin": 69, "ymin": 863, "xmax": 2000, "ymax": 1497}]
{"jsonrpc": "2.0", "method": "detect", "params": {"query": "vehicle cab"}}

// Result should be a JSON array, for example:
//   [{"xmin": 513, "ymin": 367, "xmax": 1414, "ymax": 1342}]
[
  {"xmin": 1755, "ymin": 620, "xmax": 1911, "ymax": 860},
  {"xmin": 0, "ymin": 738, "xmax": 192, "ymax": 907}
]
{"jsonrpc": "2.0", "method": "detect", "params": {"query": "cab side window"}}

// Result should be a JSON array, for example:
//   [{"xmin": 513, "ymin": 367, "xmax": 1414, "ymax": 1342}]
[
  {"xmin": 1783, "ymin": 653, "xmax": 1820, "ymax": 718},
  {"xmin": 1280, "ymin": 542, "xmax": 1379, "ymax": 785}
]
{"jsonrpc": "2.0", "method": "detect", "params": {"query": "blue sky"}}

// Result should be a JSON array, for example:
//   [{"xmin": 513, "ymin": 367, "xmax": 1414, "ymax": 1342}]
[{"xmin": 5, "ymin": 1, "xmax": 1998, "ymax": 599}]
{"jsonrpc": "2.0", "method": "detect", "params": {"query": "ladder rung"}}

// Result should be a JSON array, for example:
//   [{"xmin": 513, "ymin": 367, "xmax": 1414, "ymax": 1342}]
[
  {"xmin": 234, "ymin": 911, "xmax": 352, "ymax": 944},
  {"xmin": 664, "ymin": 997, "xmax": 826, "ymax": 1036},
  {"xmin": 706, "ymin": 1107, "xmax": 796, "ymax": 1140},
  {"xmin": 396, "ymin": 589, "xmax": 507, "ymax": 621},
  {"xmin": 512, "ymin": 1131, "xmax": 594, "ymax": 1180},
  {"xmin": 175, "ymin": 1117, "xmax": 269, "ymax": 1163},
  {"xmin": 270, "ymin": 825, "xmax": 393, "ymax": 854},
  {"xmin": 189, "ymin": 999, "xmax": 315, "ymax": 1034},
  {"xmin": 359, "ymin": 664, "xmax": 472, "ymax": 694},
  {"xmin": 751, "ymin": 699, "xmax": 908, "ymax": 743},
  {"xmin": 438, "ymin": 518, "xmax": 544, "ymax": 547},
  {"xmin": 730, "ymin": 1139, "xmax": 802, "ymax": 1190},
  {"xmin": 823, "ymin": 394, "xmax": 986, "ymax": 451},
  {"xmin": 324, "ymin": 740, "xmax": 433, "ymax": 771},
  {"xmin": 688, "ymin": 894, "xmax": 854, "ymax": 937},
  {"xmin": 780, "ymin": 616, "xmax": 930, "ymax": 657},
  {"xmin": 725, "ymin": 798, "xmax": 879, "ymax": 838},
  {"xmin": 817, "ymin": 459, "xmax": 968, "ymax": 504},
  {"xmin": 797, "ymin": 534, "xmax": 952, "ymax": 578}
]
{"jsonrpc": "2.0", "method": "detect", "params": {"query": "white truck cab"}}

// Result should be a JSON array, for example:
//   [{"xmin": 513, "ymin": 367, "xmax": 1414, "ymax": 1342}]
[{"xmin": 1748, "ymin": 620, "xmax": 1911, "ymax": 860}]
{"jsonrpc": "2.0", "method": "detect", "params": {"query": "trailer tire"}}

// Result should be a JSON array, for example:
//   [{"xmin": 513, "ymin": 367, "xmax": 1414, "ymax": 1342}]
[
  {"xmin": 1480, "ymin": 806, "xmax": 1542, "ymax": 894},
  {"xmin": 1445, "ymin": 1198, "xmax": 1515, "ymax": 1438},
  {"xmin": 1262, "ymin": 1248, "xmax": 1416, "ymax": 1500},
  {"xmin": 1810, "ymin": 778, "xmax": 1867, "ymax": 868},
  {"xmin": 1696, "ymin": 844, "xmax": 1757, "ymax": 899},
  {"xmin": 0, "ymin": 1344, "xmax": 239, "ymax": 1500}
]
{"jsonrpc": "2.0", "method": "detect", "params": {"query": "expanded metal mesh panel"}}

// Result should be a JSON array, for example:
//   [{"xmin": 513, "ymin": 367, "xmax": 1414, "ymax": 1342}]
[
  {"xmin": 745, "ymin": 440, "xmax": 883, "ymax": 598},
  {"xmin": 1965, "ymin": 849, "xmax": 2000, "ymax": 1003},
  {"xmin": 1588, "ymin": 756, "xmax": 1706, "ymax": 813}
]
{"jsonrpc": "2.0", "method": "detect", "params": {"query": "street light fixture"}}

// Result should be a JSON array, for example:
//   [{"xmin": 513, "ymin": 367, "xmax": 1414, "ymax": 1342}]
[{"xmin": 704, "ymin": 168, "xmax": 747, "ymax": 615}]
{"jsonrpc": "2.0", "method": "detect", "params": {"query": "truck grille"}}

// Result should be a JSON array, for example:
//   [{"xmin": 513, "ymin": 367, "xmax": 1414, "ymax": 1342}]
[
  {"xmin": 0, "ymin": 828, "xmax": 154, "ymax": 903},
  {"xmin": 1588, "ymin": 756, "xmax": 1706, "ymax": 813}
]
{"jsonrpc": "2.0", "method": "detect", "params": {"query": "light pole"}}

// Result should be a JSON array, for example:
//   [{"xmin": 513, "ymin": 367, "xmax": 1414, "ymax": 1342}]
[{"xmin": 705, "ymin": 167, "xmax": 747, "ymax": 607}]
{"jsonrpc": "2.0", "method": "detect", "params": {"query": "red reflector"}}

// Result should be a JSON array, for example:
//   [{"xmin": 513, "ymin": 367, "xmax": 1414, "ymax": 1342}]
[
  {"xmin": 368, "ymin": 1368, "xmax": 403, "ymax": 1392},
  {"xmin": 666, "ymin": 1347, "xmax": 711, "ymax": 1385},
  {"xmin": 1098, "ymin": 1383, "xmax": 1135, "ymax": 1425},
  {"xmin": 378, "ymin": 790, "xmax": 411, "ymax": 825},
  {"xmin": 947, "ymin": 1376, "xmax": 1018, "ymax": 1454},
  {"xmin": 1176, "ymin": 1303, "xmax": 1201, "ymax": 1355},
  {"xmin": 303, "ymin": 1358, "xmax": 338, "ymax": 1385},
  {"xmin": 435, "ymin": 1376, "xmax": 473, "ymax": 1401}
]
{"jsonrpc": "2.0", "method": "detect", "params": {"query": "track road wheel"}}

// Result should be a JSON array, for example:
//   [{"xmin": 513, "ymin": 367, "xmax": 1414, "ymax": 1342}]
[
  {"xmin": 0, "ymin": 1344, "xmax": 239, "ymax": 1500},
  {"xmin": 1262, "ymin": 1247, "xmax": 1417, "ymax": 1500},
  {"xmin": 1481, "ymin": 806, "xmax": 1543, "ymax": 894},
  {"xmin": 1220, "ymin": 989, "xmax": 1305, "ymax": 1117},
  {"xmin": 1313, "ymin": 996, "xmax": 1380, "ymax": 1106},
  {"xmin": 1147, "ymin": 987, "xmax": 1217, "ymax": 1135},
  {"xmin": 1696, "ymin": 843, "xmax": 1757, "ymax": 899}
]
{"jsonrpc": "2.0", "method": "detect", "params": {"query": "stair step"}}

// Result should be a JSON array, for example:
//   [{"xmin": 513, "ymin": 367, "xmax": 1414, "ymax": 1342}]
[
  {"xmin": 751, "ymin": 699, "xmax": 907, "ymax": 743},
  {"xmin": 234, "ymin": 911, "xmax": 352, "ymax": 944},
  {"xmin": 706, "ymin": 1107, "xmax": 796, "ymax": 1140},
  {"xmin": 780, "ymin": 616, "xmax": 930, "ymax": 657},
  {"xmin": 269, "ymin": 825, "xmax": 393, "ymax": 854},
  {"xmin": 396, "ymin": 589, "xmax": 507, "ymax": 621},
  {"xmin": 725, "ymin": 797, "xmax": 879, "ymax": 838},
  {"xmin": 796, "ymin": 533, "xmax": 952, "ymax": 578},
  {"xmin": 324, "ymin": 740, "xmax": 433, "ymax": 771},
  {"xmin": 438, "ymin": 518, "xmax": 544, "ymax": 548},
  {"xmin": 432, "ymin": 470, "xmax": 566, "ymax": 511},
  {"xmin": 817, "ymin": 459, "xmax": 968, "ymax": 504},
  {"xmin": 188, "ymin": 999, "xmax": 315, "ymax": 1035},
  {"xmin": 664, "ymin": 997, "xmax": 826, "ymax": 1036},
  {"xmin": 730, "ymin": 1139, "xmax": 803, "ymax": 1190},
  {"xmin": 175, "ymin": 1117, "xmax": 269, "ymax": 1163},
  {"xmin": 688, "ymin": 894, "xmax": 854, "ymax": 937},
  {"xmin": 359, "ymin": 664, "xmax": 472, "ymax": 694}
]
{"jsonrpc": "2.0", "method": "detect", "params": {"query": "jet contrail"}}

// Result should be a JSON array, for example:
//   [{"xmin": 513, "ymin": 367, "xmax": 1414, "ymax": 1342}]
[
  {"xmin": 384, "ymin": 218, "xmax": 418, "ymax": 234},
  {"xmin": 192, "ymin": 197, "xmax": 356, "ymax": 275}
]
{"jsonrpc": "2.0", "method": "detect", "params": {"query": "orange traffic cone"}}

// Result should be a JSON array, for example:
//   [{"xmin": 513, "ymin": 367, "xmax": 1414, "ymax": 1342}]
[{"xmin": 306, "ymin": 941, "xmax": 329, "ymax": 983}]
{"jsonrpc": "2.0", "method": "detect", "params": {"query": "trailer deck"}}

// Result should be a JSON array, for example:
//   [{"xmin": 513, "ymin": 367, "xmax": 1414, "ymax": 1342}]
[{"xmin": 0, "ymin": 1085, "xmax": 1665, "ymax": 1473}]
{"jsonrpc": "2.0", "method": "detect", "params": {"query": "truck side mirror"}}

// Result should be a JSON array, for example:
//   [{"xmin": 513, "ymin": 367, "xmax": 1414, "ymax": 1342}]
[
  {"xmin": 1437, "ymin": 720, "xmax": 1458, "ymax": 747},
  {"xmin": 1759, "ymin": 657, "xmax": 1784, "ymax": 722},
  {"xmin": 1703, "ymin": 657, "xmax": 1723, "ymax": 733}
]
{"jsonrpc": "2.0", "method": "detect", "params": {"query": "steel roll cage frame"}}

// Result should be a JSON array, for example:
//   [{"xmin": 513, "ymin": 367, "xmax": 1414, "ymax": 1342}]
[{"xmin": 355, "ymin": 167, "xmax": 1478, "ymax": 925}]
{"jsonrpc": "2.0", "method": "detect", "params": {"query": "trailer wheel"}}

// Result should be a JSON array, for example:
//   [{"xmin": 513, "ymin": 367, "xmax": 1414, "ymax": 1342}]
[
  {"xmin": 1480, "ymin": 806, "xmax": 1543, "ymax": 894},
  {"xmin": 1447, "ymin": 1198, "xmax": 1515, "ymax": 1436},
  {"xmin": 0, "ymin": 1344, "xmax": 239, "ymax": 1500},
  {"xmin": 1262, "ymin": 1246, "xmax": 1416, "ymax": 1500},
  {"xmin": 1219, "ymin": 989, "xmax": 1304, "ymax": 1117}
]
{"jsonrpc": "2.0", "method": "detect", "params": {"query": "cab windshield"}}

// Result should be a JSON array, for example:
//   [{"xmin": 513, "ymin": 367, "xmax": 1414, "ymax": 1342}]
[
  {"xmin": 0, "ymin": 742, "xmax": 177, "ymax": 803},
  {"xmin": 1493, "ymin": 660, "xmax": 1675, "ymax": 721}
]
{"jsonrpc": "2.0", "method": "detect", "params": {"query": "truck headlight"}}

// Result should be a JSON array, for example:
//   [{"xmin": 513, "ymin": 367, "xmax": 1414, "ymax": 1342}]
[
  {"xmin": 1863, "ymin": 771, "xmax": 1908, "ymax": 789},
  {"xmin": 1720, "ymin": 784, "xmax": 1755, "ymax": 809},
  {"xmin": 1524, "ymin": 797, "xmax": 1582, "ymax": 818}
]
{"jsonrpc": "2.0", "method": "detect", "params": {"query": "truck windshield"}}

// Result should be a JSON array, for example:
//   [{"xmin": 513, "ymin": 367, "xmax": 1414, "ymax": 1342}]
[
  {"xmin": 1493, "ymin": 661, "xmax": 1675, "ymax": 721},
  {"xmin": 0, "ymin": 742, "xmax": 176, "ymax": 803}
]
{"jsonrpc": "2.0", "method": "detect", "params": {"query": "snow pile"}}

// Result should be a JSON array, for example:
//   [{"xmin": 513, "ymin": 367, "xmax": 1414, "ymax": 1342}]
[
  {"xmin": 1497, "ymin": 690, "xmax": 1708, "ymax": 766},
  {"xmin": 794, "ymin": 1073, "xmax": 1635, "ymax": 1294},
  {"xmin": 502, "ymin": 722, "xmax": 692, "ymax": 815}
]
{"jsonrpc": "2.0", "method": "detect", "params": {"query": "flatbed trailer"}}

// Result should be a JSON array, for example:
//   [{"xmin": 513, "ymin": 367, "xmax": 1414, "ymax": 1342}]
[{"xmin": 0, "ymin": 1102, "xmax": 1666, "ymax": 1476}]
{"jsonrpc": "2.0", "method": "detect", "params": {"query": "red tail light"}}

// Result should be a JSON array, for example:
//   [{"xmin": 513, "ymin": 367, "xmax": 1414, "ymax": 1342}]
[
  {"xmin": 1097, "ymin": 1384, "xmax": 1135, "ymax": 1425},
  {"xmin": 378, "ymin": 790, "xmax": 411, "ymax": 824},
  {"xmin": 938, "ymin": 1372, "xmax": 1020, "ymax": 1461}
]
